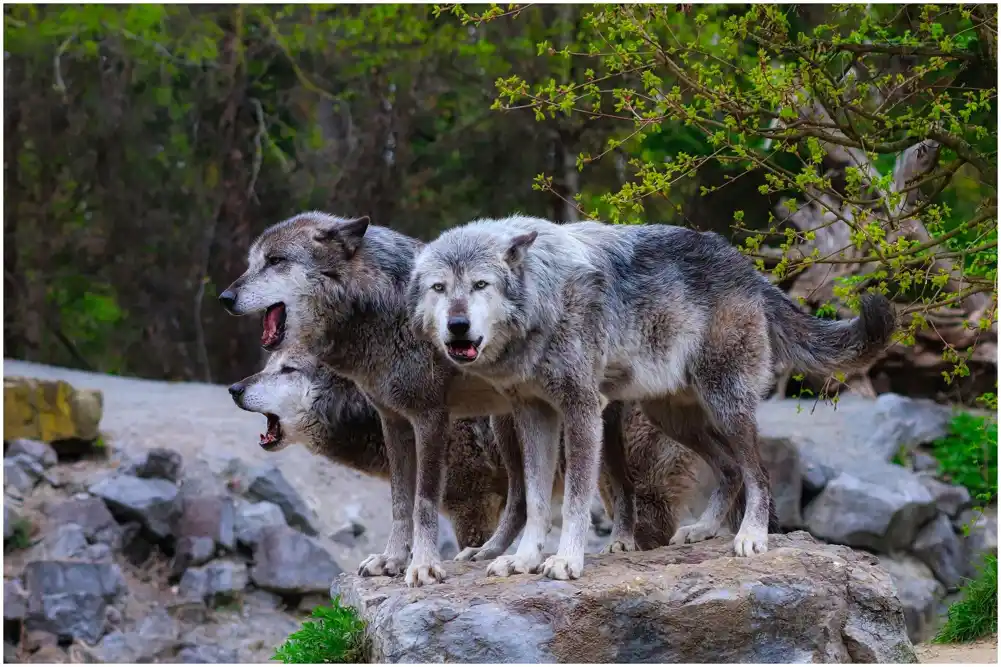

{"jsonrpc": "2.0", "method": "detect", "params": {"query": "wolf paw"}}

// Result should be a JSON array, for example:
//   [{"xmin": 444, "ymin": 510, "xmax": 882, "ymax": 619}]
[
  {"xmin": 357, "ymin": 552, "xmax": 407, "ymax": 577},
  {"xmin": 486, "ymin": 554, "xmax": 538, "ymax": 578},
  {"xmin": 669, "ymin": 521, "xmax": 719, "ymax": 546},
  {"xmin": 733, "ymin": 527, "xmax": 768, "ymax": 557},
  {"xmin": 456, "ymin": 545, "xmax": 505, "ymax": 562},
  {"xmin": 541, "ymin": 554, "xmax": 583, "ymax": 580},
  {"xmin": 404, "ymin": 560, "xmax": 446, "ymax": 587},
  {"xmin": 601, "ymin": 537, "xmax": 637, "ymax": 554}
]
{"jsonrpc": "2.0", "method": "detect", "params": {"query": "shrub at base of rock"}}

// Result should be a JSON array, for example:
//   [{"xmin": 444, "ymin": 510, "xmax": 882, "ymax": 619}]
[{"xmin": 338, "ymin": 532, "xmax": 915, "ymax": 664}]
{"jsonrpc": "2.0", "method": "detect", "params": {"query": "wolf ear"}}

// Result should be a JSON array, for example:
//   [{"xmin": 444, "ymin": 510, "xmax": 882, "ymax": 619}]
[
  {"xmin": 313, "ymin": 216, "xmax": 371, "ymax": 257},
  {"xmin": 504, "ymin": 231, "xmax": 538, "ymax": 267}
]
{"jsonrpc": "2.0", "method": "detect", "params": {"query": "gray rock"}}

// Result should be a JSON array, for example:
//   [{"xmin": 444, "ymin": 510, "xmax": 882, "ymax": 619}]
[
  {"xmin": 955, "ymin": 507, "xmax": 998, "ymax": 578},
  {"xmin": 126, "ymin": 448, "xmax": 183, "ymax": 483},
  {"xmin": 5, "ymin": 456, "xmax": 42, "ymax": 494},
  {"xmin": 22, "ymin": 560, "xmax": 127, "ymax": 644},
  {"xmin": 437, "ymin": 516, "xmax": 459, "ymax": 561},
  {"xmin": 175, "ymin": 495, "xmax": 235, "ymax": 551},
  {"xmin": 802, "ymin": 460, "xmax": 834, "ymax": 495},
  {"xmin": 235, "ymin": 500, "xmax": 287, "ymax": 547},
  {"xmin": 5, "ymin": 505, "xmax": 19, "ymax": 541},
  {"xmin": 879, "ymin": 555, "xmax": 946, "ymax": 643},
  {"xmin": 339, "ymin": 532, "xmax": 914, "ymax": 663},
  {"xmin": 49, "ymin": 497, "xmax": 121, "ymax": 546},
  {"xmin": 918, "ymin": 476, "xmax": 971, "ymax": 518},
  {"xmin": 88, "ymin": 474, "xmax": 180, "ymax": 540},
  {"xmin": 171, "ymin": 536, "xmax": 217, "ymax": 576},
  {"xmin": 331, "ymin": 521, "xmax": 366, "ymax": 546},
  {"xmin": 912, "ymin": 513, "xmax": 965, "ymax": 591},
  {"xmin": 911, "ymin": 452, "xmax": 939, "ymax": 473},
  {"xmin": 6, "ymin": 439, "xmax": 58, "ymax": 468},
  {"xmin": 246, "ymin": 467, "xmax": 320, "ymax": 536},
  {"xmin": 174, "ymin": 644, "xmax": 239, "ymax": 663},
  {"xmin": 86, "ymin": 608, "xmax": 180, "ymax": 663},
  {"xmin": 297, "ymin": 593, "xmax": 329, "ymax": 614},
  {"xmin": 759, "ymin": 436, "xmax": 803, "ymax": 529},
  {"xmin": 5, "ymin": 578, "xmax": 28, "ymax": 621},
  {"xmin": 28, "ymin": 523, "xmax": 89, "ymax": 561},
  {"xmin": 244, "ymin": 588, "xmax": 284, "ymax": 611},
  {"xmin": 251, "ymin": 525, "xmax": 342, "ymax": 595},
  {"xmin": 84, "ymin": 543, "xmax": 114, "ymax": 563},
  {"xmin": 803, "ymin": 472, "xmax": 938, "ymax": 552},
  {"xmin": 4, "ymin": 641, "xmax": 16, "ymax": 663},
  {"xmin": 179, "ymin": 560, "xmax": 248, "ymax": 606}
]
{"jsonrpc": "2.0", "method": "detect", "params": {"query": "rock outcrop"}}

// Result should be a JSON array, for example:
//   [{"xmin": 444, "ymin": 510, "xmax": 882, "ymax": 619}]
[
  {"xmin": 4, "ymin": 376, "xmax": 103, "ymax": 444},
  {"xmin": 337, "ymin": 532, "xmax": 916, "ymax": 664}
]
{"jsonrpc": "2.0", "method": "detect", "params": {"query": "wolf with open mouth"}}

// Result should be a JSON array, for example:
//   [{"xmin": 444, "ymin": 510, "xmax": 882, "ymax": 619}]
[
  {"xmin": 228, "ymin": 343, "xmax": 703, "ymax": 554},
  {"xmin": 219, "ymin": 211, "xmax": 644, "ymax": 587}
]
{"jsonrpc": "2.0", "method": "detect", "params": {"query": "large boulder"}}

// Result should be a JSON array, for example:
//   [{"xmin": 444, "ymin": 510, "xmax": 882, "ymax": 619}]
[
  {"xmin": 22, "ymin": 561, "xmax": 127, "ymax": 645},
  {"xmin": 338, "ymin": 532, "xmax": 915, "ymax": 664},
  {"xmin": 878, "ymin": 555, "xmax": 945, "ymax": 643},
  {"xmin": 802, "ymin": 473, "xmax": 938, "ymax": 552},
  {"xmin": 4, "ymin": 376, "xmax": 103, "ymax": 444},
  {"xmin": 246, "ymin": 466, "xmax": 320, "ymax": 536},
  {"xmin": 88, "ymin": 474, "xmax": 180, "ymax": 541},
  {"xmin": 251, "ymin": 525, "xmax": 342, "ymax": 595}
]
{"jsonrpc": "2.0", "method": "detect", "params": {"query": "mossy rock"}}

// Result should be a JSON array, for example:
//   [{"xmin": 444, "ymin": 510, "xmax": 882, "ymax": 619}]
[{"xmin": 3, "ymin": 376, "xmax": 103, "ymax": 446}]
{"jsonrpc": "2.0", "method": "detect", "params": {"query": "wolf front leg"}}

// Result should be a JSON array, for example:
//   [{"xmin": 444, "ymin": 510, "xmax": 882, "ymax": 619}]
[
  {"xmin": 542, "ymin": 388, "xmax": 603, "ymax": 580},
  {"xmin": 487, "ymin": 400, "xmax": 561, "ymax": 578},
  {"xmin": 405, "ymin": 408, "xmax": 450, "ymax": 587},
  {"xmin": 455, "ymin": 414, "xmax": 526, "ymax": 562},
  {"xmin": 358, "ymin": 412, "xmax": 415, "ymax": 577}
]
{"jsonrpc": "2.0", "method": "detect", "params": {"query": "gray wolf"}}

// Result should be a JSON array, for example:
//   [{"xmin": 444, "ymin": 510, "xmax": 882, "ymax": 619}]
[
  {"xmin": 409, "ymin": 215, "xmax": 895, "ymax": 578},
  {"xmin": 219, "ymin": 212, "xmax": 639, "ymax": 586},
  {"xmin": 228, "ymin": 344, "xmax": 701, "ymax": 551}
]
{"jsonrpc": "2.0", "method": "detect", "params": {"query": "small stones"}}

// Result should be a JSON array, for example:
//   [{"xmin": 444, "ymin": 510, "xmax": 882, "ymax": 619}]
[
  {"xmin": 125, "ymin": 448, "xmax": 183, "ymax": 483},
  {"xmin": 235, "ymin": 500, "xmax": 287, "ymax": 548},
  {"xmin": 88, "ymin": 474, "xmax": 180, "ymax": 541},
  {"xmin": 6, "ymin": 439, "xmax": 58, "ymax": 468}
]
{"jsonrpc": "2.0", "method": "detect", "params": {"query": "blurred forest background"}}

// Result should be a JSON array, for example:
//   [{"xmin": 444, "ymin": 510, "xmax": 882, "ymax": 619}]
[{"xmin": 3, "ymin": 4, "xmax": 997, "ymax": 403}]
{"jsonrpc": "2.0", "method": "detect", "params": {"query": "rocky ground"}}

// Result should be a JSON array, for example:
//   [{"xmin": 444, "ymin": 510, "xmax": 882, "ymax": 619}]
[{"xmin": 3, "ymin": 359, "xmax": 998, "ymax": 663}]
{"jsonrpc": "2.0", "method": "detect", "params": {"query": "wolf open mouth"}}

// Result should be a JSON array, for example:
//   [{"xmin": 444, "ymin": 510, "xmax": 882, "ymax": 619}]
[
  {"xmin": 261, "ymin": 303, "xmax": 287, "ymax": 350},
  {"xmin": 259, "ymin": 413, "xmax": 283, "ymax": 451},
  {"xmin": 446, "ymin": 337, "xmax": 482, "ymax": 364}
]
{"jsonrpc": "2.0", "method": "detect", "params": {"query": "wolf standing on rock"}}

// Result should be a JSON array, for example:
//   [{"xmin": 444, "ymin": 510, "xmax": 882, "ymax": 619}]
[
  {"xmin": 218, "ymin": 212, "xmax": 643, "ymax": 587},
  {"xmin": 410, "ymin": 215, "xmax": 896, "ymax": 580}
]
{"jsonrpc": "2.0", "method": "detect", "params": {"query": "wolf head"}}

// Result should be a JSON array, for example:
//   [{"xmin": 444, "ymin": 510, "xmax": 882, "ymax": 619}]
[
  {"xmin": 227, "ymin": 346, "xmax": 320, "ymax": 452},
  {"xmin": 409, "ymin": 223, "xmax": 537, "ymax": 367},
  {"xmin": 218, "ymin": 212, "xmax": 371, "ymax": 351}
]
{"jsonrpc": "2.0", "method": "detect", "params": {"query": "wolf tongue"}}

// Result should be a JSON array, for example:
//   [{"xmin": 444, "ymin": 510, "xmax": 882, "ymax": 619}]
[{"xmin": 262, "ymin": 308, "xmax": 280, "ymax": 341}]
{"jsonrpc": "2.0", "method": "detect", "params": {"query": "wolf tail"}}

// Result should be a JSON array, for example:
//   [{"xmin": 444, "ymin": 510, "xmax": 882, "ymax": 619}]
[{"xmin": 765, "ymin": 287, "xmax": 896, "ymax": 375}]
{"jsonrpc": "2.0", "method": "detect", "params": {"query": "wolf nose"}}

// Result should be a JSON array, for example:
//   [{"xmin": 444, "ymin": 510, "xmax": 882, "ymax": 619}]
[
  {"xmin": 218, "ymin": 290, "xmax": 237, "ymax": 311},
  {"xmin": 228, "ymin": 382, "xmax": 245, "ymax": 399},
  {"xmin": 447, "ymin": 316, "xmax": 470, "ymax": 336}
]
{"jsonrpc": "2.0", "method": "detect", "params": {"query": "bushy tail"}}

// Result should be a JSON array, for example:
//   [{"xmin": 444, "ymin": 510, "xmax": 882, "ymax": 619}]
[{"xmin": 766, "ymin": 288, "xmax": 897, "ymax": 375}]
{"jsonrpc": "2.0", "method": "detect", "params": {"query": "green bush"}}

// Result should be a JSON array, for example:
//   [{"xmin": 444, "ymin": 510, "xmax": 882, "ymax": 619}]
[
  {"xmin": 931, "ymin": 413, "xmax": 998, "ymax": 504},
  {"xmin": 4, "ymin": 516, "xmax": 33, "ymax": 551},
  {"xmin": 273, "ymin": 597, "xmax": 368, "ymax": 664},
  {"xmin": 934, "ymin": 553, "xmax": 998, "ymax": 643}
]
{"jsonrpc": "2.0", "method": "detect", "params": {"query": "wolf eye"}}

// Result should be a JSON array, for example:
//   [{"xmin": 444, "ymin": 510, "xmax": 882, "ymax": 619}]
[
  {"xmin": 472, "ymin": 280, "xmax": 489, "ymax": 290},
  {"xmin": 267, "ymin": 256, "xmax": 284, "ymax": 267},
  {"xmin": 280, "ymin": 365, "xmax": 297, "ymax": 374},
  {"xmin": 431, "ymin": 283, "xmax": 445, "ymax": 293}
]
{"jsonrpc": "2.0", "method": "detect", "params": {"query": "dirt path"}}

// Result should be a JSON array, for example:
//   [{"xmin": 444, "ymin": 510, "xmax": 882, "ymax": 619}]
[
  {"xmin": 916, "ymin": 635, "xmax": 998, "ymax": 663},
  {"xmin": 3, "ymin": 358, "xmax": 398, "ymax": 568}
]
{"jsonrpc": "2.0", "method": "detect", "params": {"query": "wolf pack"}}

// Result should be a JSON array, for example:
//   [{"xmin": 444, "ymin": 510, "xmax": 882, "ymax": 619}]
[{"xmin": 220, "ymin": 212, "xmax": 896, "ymax": 588}]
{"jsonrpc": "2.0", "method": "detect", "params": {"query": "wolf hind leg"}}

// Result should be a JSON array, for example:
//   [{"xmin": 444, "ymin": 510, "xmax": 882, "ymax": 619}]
[
  {"xmin": 455, "ymin": 414, "xmax": 526, "ymax": 562},
  {"xmin": 598, "ymin": 400, "xmax": 637, "ymax": 554},
  {"xmin": 640, "ymin": 397, "xmax": 740, "ymax": 546}
]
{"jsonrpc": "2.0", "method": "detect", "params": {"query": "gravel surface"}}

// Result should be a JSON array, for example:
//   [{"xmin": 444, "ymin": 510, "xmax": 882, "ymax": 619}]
[{"xmin": 3, "ymin": 358, "xmax": 395, "ymax": 570}]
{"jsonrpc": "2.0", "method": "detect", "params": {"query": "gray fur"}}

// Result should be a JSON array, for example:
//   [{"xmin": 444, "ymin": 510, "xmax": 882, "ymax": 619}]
[
  {"xmin": 220, "ymin": 212, "xmax": 640, "ymax": 586},
  {"xmin": 228, "ymin": 344, "xmax": 700, "ymax": 553},
  {"xmin": 410, "ymin": 215, "xmax": 896, "ymax": 574}
]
